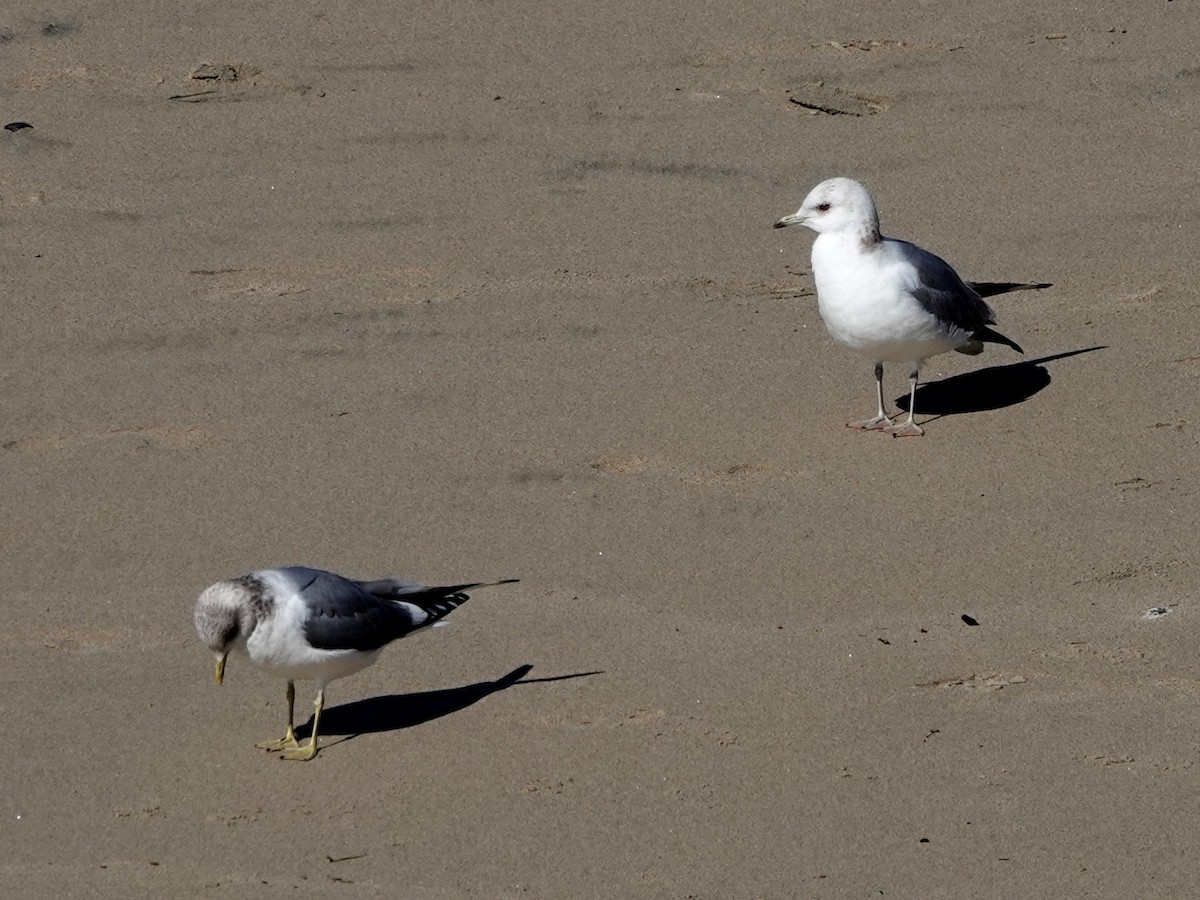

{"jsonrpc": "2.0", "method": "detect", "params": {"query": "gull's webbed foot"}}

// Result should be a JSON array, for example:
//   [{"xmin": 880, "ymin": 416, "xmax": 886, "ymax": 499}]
[
  {"xmin": 848, "ymin": 413, "xmax": 894, "ymax": 431},
  {"xmin": 280, "ymin": 740, "xmax": 319, "ymax": 761},
  {"xmin": 279, "ymin": 689, "xmax": 324, "ymax": 760},
  {"xmin": 255, "ymin": 730, "xmax": 300, "ymax": 752},
  {"xmin": 885, "ymin": 420, "xmax": 925, "ymax": 438}
]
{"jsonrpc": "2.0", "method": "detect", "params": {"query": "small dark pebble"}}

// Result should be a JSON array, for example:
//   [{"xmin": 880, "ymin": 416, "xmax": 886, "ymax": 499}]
[
  {"xmin": 4, "ymin": 122, "xmax": 33, "ymax": 132},
  {"xmin": 961, "ymin": 614, "xmax": 979, "ymax": 626},
  {"xmin": 919, "ymin": 838, "xmax": 930, "ymax": 844},
  {"xmin": 877, "ymin": 637, "xmax": 890, "ymax": 645}
]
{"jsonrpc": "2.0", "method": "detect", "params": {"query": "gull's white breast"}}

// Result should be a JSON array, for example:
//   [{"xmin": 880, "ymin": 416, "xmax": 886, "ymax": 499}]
[{"xmin": 811, "ymin": 235, "xmax": 962, "ymax": 362}]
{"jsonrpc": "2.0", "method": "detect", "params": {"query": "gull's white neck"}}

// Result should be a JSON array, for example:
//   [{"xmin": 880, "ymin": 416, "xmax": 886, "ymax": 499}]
[{"xmin": 817, "ymin": 219, "xmax": 882, "ymax": 250}]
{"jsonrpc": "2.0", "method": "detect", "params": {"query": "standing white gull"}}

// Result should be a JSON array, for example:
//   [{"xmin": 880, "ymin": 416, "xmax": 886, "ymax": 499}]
[
  {"xmin": 774, "ymin": 177, "xmax": 1023, "ymax": 436},
  {"xmin": 194, "ymin": 566, "xmax": 518, "ymax": 760}
]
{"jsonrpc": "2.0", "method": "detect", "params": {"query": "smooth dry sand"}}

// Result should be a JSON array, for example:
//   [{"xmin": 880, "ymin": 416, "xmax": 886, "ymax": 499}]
[{"xmin": 3, "ymin": 2, "xmax": 1198, "ymax": 897}]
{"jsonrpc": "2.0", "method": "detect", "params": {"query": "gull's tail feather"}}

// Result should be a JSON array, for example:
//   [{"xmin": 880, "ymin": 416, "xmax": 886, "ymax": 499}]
[{"xmin": 964, "ymin": 328, "xmax": 1022, "ymax": 355}]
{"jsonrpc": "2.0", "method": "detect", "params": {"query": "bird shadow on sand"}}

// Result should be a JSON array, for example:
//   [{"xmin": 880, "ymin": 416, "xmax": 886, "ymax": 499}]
[
  {"xmin": 897, "ymin": 345, "xmax": 1107, "ymax": 418},
  {"xmin": 297, "ymin": 665, "xmax": 602, "ymax": 743}
]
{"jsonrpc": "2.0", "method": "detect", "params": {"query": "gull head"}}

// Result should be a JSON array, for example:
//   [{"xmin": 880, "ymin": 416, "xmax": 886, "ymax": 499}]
[
  {"xmin": 774, "ymin": 177, "xmax": 881, "ymax": 242},
  {"xmin": 194, "ymin": 578, "xmax": 260, "ymax": 685}
]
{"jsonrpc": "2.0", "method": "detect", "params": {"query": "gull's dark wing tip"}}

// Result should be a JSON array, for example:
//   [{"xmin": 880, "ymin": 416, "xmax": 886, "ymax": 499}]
[
  {"xmin": 358, "ymin": 577, "xmax": 520, "ymax": 601},
  {"xmin": 438, "ymin": 576, "xmax": 519, "ymax": 592},
  {"xmin": 976, "ymin": 325, "xmax": 1024, "ymax": 354},
  {"xmin": 968, "ymin": 281, "xmax": 1052, "ymax": 298}
]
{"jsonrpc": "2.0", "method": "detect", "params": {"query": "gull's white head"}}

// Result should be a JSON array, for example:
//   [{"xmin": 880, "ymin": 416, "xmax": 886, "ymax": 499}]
[
  {"xmin": 774, "ymin": 177, "xmax": 881, "ymax": 242},
  {"xmin": 194, "ymin": 577, "xmax": 263, "ymax": 685}
]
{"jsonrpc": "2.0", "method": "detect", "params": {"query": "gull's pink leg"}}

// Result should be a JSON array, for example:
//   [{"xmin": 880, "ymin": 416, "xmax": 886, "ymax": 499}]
[
  {"xmin": 886, "ymin": 365, "xmax": 925, "ymax": 437},
  {"xmin": 848, "ymin": 362, "xmax": 894, "ymax": 431}
]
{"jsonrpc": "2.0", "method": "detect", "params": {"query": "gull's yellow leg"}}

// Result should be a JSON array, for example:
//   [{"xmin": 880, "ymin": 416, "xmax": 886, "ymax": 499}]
[
  {"xmin": 256, "ymin": 680, "xmax": 301, "ymax": 751},
  {"xmin": 281, "ymin": 688, "xmax": 324, "ymax": 761}
]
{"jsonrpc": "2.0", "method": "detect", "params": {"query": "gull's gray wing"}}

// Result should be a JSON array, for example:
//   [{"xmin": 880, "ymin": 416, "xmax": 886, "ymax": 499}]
[
  {"xmin": 279, "ymin": 567, "xmax": 459, "ymax": 653},
  {"xmin": 890, "ymin": 239, "xmax": 993, "ymax": 332},
  {"xmin": 889, "ymin": 239, "xmax": 1024, "ymax": 353}
]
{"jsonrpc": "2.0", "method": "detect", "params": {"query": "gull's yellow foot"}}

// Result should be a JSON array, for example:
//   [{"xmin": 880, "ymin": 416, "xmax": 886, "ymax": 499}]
[
  {"xmin": 280, "ymin": 739, "xmax": 319, "ymax": 761},
  {"xmin": 279, "ymin": 688, "xmax": 325, "ymax": 760},
  {"xmin": 255, "ymin": 732, "xmax": 300, "ymax": 751}
]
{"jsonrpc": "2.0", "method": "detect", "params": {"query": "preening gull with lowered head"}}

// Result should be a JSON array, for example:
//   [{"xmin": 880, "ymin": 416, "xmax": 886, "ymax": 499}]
[{"xmin": 194, "ymin": 566, "xmax": 517, "ymax": 760}]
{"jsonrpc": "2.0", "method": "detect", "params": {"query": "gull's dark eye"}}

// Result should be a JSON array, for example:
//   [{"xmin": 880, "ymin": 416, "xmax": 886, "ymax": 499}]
[{"xmin": 817, "ymin": 202, "xmax": 831, "ymax": 212}]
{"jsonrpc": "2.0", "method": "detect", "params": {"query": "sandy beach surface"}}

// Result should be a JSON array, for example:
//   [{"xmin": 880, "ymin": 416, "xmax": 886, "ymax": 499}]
[{"xmin": 3, "ymin": 1, "xmax": 1199, "ymax": 896}]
